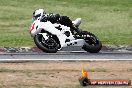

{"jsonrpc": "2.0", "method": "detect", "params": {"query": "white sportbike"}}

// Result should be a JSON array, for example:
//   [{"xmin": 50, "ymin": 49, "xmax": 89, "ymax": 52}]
[{"xmin": 29, "ymin": 18, "xmax": 102, "ymax": 53}]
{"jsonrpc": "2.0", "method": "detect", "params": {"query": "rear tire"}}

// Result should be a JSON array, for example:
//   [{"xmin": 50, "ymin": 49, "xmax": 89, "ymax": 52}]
[
  {"xmin": 82, "ymin": 32, "xmax": 102, "ymax": 53},
  {"xmin": 34, "ymin": 34, "xmax": 59, "ymax": 53}
]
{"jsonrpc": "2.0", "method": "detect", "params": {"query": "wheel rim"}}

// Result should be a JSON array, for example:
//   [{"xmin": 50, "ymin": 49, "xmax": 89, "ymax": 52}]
[
  {"xmin": 38, "ymin": 34, "xmax": 58, "ymax": 49},
  {"xmin": 85, "ymin": 34, "xmax": 99, "ymax": 46}
]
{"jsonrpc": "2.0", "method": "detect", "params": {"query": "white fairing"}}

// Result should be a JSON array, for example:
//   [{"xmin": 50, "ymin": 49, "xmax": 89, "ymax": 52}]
[
  {"xmin": 30, "ymin": 18, "xmax": 85, "ymax": 49},
  {"xmin": 30, "ymin": 20, "xmax": 62, "ymax": 37}
]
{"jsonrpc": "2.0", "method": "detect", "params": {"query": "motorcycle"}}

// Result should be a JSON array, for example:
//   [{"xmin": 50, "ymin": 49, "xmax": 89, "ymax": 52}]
[{"xmin": 29, "ymin": 18, "xmax": 102, "ymax": 53}]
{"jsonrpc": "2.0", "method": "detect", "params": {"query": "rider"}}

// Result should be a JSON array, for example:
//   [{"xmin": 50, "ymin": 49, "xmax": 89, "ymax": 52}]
[{"xmin": 32, "ymin": 9, "xmax": 81, "ymax": 34}]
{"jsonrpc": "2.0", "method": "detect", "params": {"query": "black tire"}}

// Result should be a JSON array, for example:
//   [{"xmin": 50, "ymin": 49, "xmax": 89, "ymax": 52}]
[
  {"xmin": 82, "ymin": 32, "xmax": 102, "ymax": 53},
  {"xmin": 34, "ymin": 34, "xmax": 59, "ymax": 53}
]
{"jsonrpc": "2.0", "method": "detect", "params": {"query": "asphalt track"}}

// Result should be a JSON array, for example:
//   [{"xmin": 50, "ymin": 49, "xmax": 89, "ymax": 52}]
[
  {"xmin": 0, "ymin": 51, "xmax": 132, "ymax": 61},
  {"xmin": 0, "ymin": 46, "xmax": 132, "ymax": 61}
]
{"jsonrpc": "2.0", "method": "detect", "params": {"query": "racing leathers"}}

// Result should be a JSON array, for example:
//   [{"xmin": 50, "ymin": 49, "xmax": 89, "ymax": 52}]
[{"xmin": 40, "ymin": 13, "xmax": 79, "ymax": 34}]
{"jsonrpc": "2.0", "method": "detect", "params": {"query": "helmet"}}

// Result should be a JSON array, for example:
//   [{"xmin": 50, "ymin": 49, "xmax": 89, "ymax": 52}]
[{"xmin": 32, "ymin": 9, "xmax": 46, "ymax": 21}]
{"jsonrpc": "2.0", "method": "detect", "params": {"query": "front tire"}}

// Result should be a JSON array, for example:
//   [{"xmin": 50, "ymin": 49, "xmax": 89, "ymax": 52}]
[
  {"xmin": 82, "ymin": 32, "xmax": 102, "ymax": 53},
  {"xmin": 34, "ymin": 34, "xmax": 59, "ymax": 53}
]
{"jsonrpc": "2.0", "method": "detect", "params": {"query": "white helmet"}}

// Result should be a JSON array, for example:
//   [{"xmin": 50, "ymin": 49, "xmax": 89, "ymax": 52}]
[{"xmin": 32, "ymin": 9, "xmax": 46, "ymax": 21}]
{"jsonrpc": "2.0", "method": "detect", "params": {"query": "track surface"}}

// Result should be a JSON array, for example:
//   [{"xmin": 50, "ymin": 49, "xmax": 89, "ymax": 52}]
[{"xmin": 0, "ymin": 51, "xmax": 132, "ymax": 61}]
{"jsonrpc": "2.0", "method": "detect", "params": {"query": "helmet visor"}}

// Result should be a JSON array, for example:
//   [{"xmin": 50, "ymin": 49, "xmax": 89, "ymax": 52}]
[{"xmin": 33, "ymin": 13, "xmax": 41, "ymax": 21}]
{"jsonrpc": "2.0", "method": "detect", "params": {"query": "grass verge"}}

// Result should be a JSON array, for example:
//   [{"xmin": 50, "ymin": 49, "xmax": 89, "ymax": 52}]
[{"xmin": 0, "ymin": 0, "xmax": 132, "ymax": 46}]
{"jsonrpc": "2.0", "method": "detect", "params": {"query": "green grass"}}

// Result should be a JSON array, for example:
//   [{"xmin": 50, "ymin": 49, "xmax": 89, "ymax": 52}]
[{"xmin": 0, "ymin": 0, "xmax": 132, "ymax": 46}]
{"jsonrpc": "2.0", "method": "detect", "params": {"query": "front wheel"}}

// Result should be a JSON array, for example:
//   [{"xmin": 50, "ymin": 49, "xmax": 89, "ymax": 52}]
[
  {"xmin": 82, "ymin": 32, "xmax": 102, "ymax": 53},
  {"xmin": 34, "ymin": 34, "xmax": 59, "ymax": 53}
]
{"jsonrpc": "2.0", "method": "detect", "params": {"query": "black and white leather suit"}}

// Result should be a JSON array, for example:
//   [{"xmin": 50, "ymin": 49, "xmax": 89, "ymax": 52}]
[{"xmin": 40, "ymin": 13, "xmax": 77, "ymax": 34}]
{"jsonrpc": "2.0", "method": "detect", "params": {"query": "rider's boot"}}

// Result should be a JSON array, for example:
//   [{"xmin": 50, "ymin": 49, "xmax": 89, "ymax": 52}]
[{"xmin": 70, "ymin": 25, "xmax": 81, "ymax": 34}]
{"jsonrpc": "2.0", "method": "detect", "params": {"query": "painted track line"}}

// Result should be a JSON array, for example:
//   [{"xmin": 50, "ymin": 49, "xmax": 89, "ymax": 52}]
[{"xmin": 0, "ymin": 59, "xmax": 132, "ymax": 62}]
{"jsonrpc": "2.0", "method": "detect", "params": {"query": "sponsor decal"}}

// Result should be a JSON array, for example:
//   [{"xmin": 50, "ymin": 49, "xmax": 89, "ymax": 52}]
[{"xmin": 79, "ymin": 68, "xmax": 131, "ymax": 86}]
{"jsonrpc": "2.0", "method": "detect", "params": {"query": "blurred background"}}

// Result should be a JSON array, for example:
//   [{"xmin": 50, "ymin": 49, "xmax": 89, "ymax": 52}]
[{"xmin": 0, "ymin": 0, "xmax": 131, "ymax": 47}]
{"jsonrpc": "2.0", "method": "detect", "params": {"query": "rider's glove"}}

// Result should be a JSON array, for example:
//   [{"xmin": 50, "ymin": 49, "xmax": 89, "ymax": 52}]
[{"xmin": 40, "ymin": 15, "xmax": 48, "ymax": 22}]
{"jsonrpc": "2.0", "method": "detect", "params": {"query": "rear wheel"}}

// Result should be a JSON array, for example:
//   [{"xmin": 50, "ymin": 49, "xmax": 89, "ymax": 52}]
[
  {"xmin": 34, "ymin": 34, "xmax": 59, "ymax": 53},
  {"xmin": 82, "ymin": 32, "xmax": 102, "ymax": 53}
]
